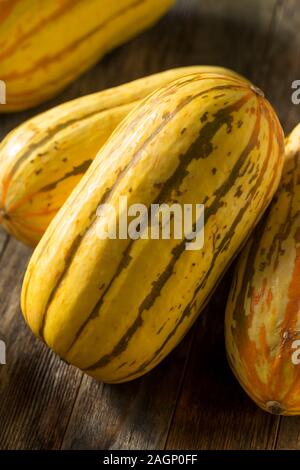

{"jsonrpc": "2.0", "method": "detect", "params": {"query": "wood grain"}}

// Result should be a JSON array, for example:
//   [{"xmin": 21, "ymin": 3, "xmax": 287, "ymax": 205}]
[
  {"xmin": 167, "ymin": 0, "xmax": 300, "ymax": 450},
  {"xmin": 256, "ymin": 0, "xmax": 300, "ymax": 132},
  {"xmin": 0, "ymin": 236, "xmax": 83, "ymax": 449},
  {"xmin": 61, "ymin": 334, "xmax": 194, "ymax": 450},
  {"xmin": 165, "ymin": 270, "xmax": 280, "ymax": 450},
  {"xmin": 0, "ymin": 0, "xmax": 299, "ymax": 450}
]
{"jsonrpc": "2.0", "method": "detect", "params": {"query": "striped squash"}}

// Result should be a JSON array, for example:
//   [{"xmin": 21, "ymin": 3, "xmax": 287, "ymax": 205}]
[
  {"xmin": 21, "ymin": 73, "xmax": 284, "ymax": 383},
  {"xmin": 225, "ymin": 124, "xmax": 300, "ymax": 415},
  {"xmin": 0, "ymin": 66, "xmax": 244, "ymax": 246},
  {"xmin": 0, "ymin": 0, "xmax": 174, "ymax": 111}
]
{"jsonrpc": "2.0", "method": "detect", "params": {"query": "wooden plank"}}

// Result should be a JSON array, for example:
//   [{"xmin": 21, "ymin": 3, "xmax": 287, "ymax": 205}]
[
  {"xmin": 165, "ymin": 0, "xmax": 289, "ymax": 450},
  {"xmin": 0, "ymin": 238, "xmax": 83, "ymax": 449},
  {"xmin": 276, "ymin": 418, "xmax": 300, "ymax": 450},
  {"xmin": 166, "ymin": 270, "xmax": 280, "ymax": 450},
  {"xmin": 0, "ymin": 228, "xmax": 8, "ymax": 260},
  {"xmin": 167, "ymin": 0, "xmax": 300, "ymax": 451},
  {"xmin": 0, "ymin": 97, "xmax": 86, "ymax": 448},
  {"xmin": 255, "ymin": 0, "xmax": 300, "ymax": 133},
  {"xmin": 61, "ymin": 335, "xmax": 193, "ymax": 450},
  {"xmin": 1, "ymin": 97, "xmax": 85, "ymax": 449}
]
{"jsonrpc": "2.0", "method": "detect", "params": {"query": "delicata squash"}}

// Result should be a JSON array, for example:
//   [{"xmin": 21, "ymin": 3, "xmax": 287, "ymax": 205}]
[
  {"xmin": 21, "ymin": 73, "xmax": 284, "ymax": 383},
  {"xmin": 0, "ymin": 0, "xmax": 174, "ymax": 111},
  {"xmin": 0, "ymin": 66, "xmax": 244, "ymax": 246},
  {"xmin": 225, "ymin": 124, "xmax": 300, "ymax": 415}
]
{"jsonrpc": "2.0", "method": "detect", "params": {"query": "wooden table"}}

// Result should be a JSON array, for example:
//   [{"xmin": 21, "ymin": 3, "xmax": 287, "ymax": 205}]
[{"xmin": 0, "ymin": 0, "xmax": 300, "ymax": 450}]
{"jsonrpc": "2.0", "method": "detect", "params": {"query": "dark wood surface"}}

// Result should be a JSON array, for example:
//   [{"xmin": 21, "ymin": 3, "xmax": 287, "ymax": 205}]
[{"xmin": 0, "ymin": 0, "xmax": 300, "ymax": 450}]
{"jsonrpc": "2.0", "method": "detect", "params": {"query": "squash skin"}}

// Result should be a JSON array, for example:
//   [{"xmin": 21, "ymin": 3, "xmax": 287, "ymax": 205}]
[
  {"xmin": 21, "ymin": 73, "xmax": 284, "ymax": 383},
  {"xmin": 0, "ymin": 0, "xmax": 174, "ymax": 111},
  {"xmin": 0, "ymin": 66, "xmax": 245, "ymax": 246},
  {"xmin": 225, "ymin": 124, "xmax": 300, "ymax": 415}
]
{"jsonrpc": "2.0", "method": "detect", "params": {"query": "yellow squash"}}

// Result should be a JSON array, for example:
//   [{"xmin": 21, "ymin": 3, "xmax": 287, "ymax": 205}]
[
  {"xmin": 225, "ymin": 124, "xmax": 300, "ymax": 415},
  {"xmin": 0, "ymin": 66, "xmax": 245, "ymax": 246},
  {"xmin": 0, "ymin": 0, "xmax": 174, "ymax": 111},
  {"xmin": 21, "ymin": 73, "xmax": 284, "ymax": 383}
]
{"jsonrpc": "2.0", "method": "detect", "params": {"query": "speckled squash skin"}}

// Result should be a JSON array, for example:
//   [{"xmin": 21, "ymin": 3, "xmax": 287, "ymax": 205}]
[
  {"xmin": 0, "ymin": 66, "xmax": 245, "ymax": 246},
  {"xmin": 226, "ymin": 124, "xmax": 300, "ymax": 416},
  {"xmin": 21, "ymin": 73, "xmax": 284, "ymax": 383}
]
